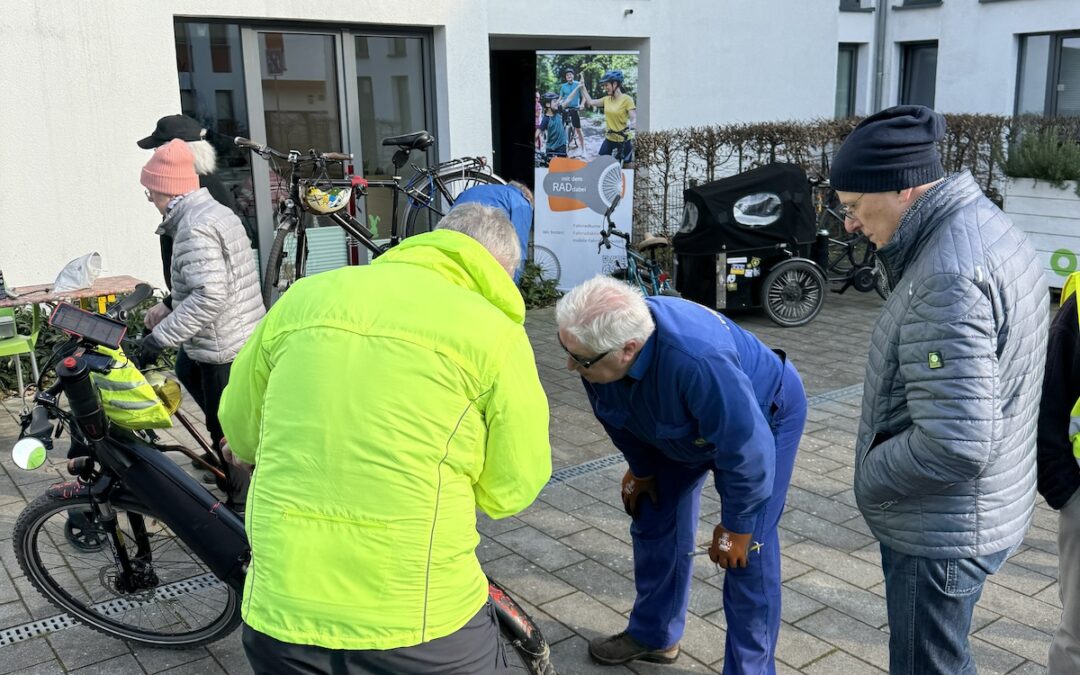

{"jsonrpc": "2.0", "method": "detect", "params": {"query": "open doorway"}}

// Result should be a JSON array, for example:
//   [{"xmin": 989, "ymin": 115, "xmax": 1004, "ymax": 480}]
[{"xmin": 489, "ymin": 50, "xmax": 537, "ymax": 192}]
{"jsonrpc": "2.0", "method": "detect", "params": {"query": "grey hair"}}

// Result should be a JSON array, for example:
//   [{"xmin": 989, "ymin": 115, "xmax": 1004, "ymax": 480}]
[
  {"xmin": 508, "ymin": 180, "xmax": 534, "ymax": 206},
  {"xmin": 187, "ymin": 138, "xmax": 217, "ymax": 175},
  {"xmin": 555, "ymin": 275, "xmax": 655, "ymax": 352},
  {"xmin": 436, "ymin": 202, "xmax": 521, "ymax": 277}
]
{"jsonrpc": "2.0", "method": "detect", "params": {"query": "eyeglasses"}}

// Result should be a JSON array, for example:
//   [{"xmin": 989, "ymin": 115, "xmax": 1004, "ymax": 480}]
[
  {"xmin": 558, "ymin": 333, "xmax": 610, "ymax": 369},
  {"xmin": 144, "ymin": 189, "xmax": 152, "ymax": 200},
  {"xmin": 836, "ymin": 193, "xmax": 865, "ymax": 220}
]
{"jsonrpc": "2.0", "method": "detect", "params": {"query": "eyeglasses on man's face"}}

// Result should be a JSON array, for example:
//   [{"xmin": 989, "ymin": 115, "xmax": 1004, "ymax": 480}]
[
  {"xmin": 558, "ymin": 333, "xmax": 610, "ymax": 369},
  {"xmin": 836, "ymin": 192, "xmax": 866, "ymax": 220}
]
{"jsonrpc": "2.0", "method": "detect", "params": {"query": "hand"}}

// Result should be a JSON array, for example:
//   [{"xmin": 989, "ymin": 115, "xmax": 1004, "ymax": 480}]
[
  {"xmin": 620, "ymin": 470, "xmax": 658, "ymax": 519},
  {"xmin": 135, "ymin": 334, "xmax": 164, "ymax": 367},
  {"xmin": 220, "ymin": 439, "xmax": 253, "ymax": 472},
  {"xmin": 143, "ymin": 302, "xmax": 171, "ymax": 331},
  {"xmin": 708, "ymin": 524, "xmax": 754, "ymax": 569}
]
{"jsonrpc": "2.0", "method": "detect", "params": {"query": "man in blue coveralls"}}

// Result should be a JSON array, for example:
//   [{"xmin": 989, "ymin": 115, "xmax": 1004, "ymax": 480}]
[
  {"xmin": 555, "ymin": 275, "xmax": 806, "ymax": 673},
  {"xmin": 454, "ymin": 182, "xmax": 533, "ymax": 283}
]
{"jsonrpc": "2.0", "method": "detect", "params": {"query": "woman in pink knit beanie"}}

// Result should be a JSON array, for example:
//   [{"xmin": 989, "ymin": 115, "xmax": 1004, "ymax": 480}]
[
  {"xmin": 141, "ymin": 139, "xmax": 201, "ymax": 215},
  {"xmin": 137, "ymin": 137, "xmax": 265, "ymax": 512}
]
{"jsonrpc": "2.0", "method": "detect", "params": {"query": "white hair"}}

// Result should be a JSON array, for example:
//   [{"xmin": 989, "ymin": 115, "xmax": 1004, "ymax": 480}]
[
  {"xmin": 555, "ymin": 275, "xmax": 656, "ymax": 352},
  {"xmin": 436, "ymin": 202, "xmax": 521, "ymax": 277},
  {"xmin": 187, "ymin": 138, "xmax": 217, "ymax": 175}
]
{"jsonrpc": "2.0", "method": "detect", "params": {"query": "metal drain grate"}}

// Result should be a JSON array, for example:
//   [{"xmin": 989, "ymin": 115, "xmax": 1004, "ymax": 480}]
[{"xmin": 0, "ymin": 573, "xmax": 225, "ymax": 646}]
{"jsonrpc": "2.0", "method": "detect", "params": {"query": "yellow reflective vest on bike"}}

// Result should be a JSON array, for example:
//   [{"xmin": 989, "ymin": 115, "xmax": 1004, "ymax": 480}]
[
  {"xmin": 219, "ymin": 230, "xmax": 551, "ymax": 650},
  {"xmin": 1063, "ymin": 272, "xmax": 1080, "ymax": 466},
  {"xmin": 90, "ymin": 346, "xmax": 173, "ymax": 430}
]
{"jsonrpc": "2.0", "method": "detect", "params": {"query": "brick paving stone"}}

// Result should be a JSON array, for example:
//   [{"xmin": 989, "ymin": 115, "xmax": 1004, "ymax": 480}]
[
  {"xmin": 1023, "ymin": 526, "xmax": 1059, "ymax": 557},
  {"xmin": 626, "ymin": 653, "xmax": 716, "ymax": 673},
  {"xmin": 132, "ymin": 644, "xmax": 208, "ymax": 673},
  {"xmin": 560, "ymin": 528, "xmax": 636, "ymax": 575},
  {"xmin": 969, "ymin": 635, "xmax": 1028, "ymax": 675},
  {"xmin": 991, "ymin": 561, "xmax": 1056, "ymax": 597},
  {"xmin": 976, "ymin": 618, "xmax": 1055, "ymax": 666},
  {"xmin": 783, "ymin": 487, "xmax": 860, "ymax": 525},
  {"xmin": 1007, "ymin": 661, "xmax": 1048, "ymax": 674},
  {"xmin": 1033, "ymin": 582, "xmax": 1062, "ymax": 609},
  {"xmin": 158, "ymin": 656, "xmax": 227, "ymax": 674},
  {"xmin": 569, "ymin": 501, "xmax": 634, "ymax": 545},
  {"xmin": 1011, "ymin": 547, "xmax": 1059, "ymax": 580},
  {"xmin": 793, "ymin": 453, "xmax": 844, "ymax": 476},
  {"xmin": 0, "ymin": 637, "xmax": 59, "ymax": 675},
  {"xmin": 780, "ymin": 509, "xmax": 875, "ymax": 552},
  {"xmin": 47, "ymin": 624, "xmax": 130, "ymax": 671},
  {"xmin": 795, "ymin": 607, "xmax": 888, "ymax": 668},
  {"xmin": 781, "ymin": 588, "xmax": 826, "ymax": 623},
  {"xmin": 978, "ymin": 582, "xmax": 1061, "ymax": 635},
  {"xmin": 476, "ymin": 535, "xmax": 513, "ymax": 564},
  {"xmin": 494, "ymin": 524, "xmax": 583, "ymax": 570},
  {"xmin": 787, "ymin": 471, "xmax": 850, "ymax": 498},
  {"xmin": 70, "ymin": 653, "xmax": 145, "ymax": 675},
  {"xmin": 483, "ymin": 553, "xmax": 576, "ymax": 606},
  {"xmin": 513, "ymin": 596, "xmax": 575, "ymax": 646},
  {"xmin": 537, "ymin": 482, "xmax": 598, "ymax": 511},
  {"xmin": 783, "ymin": 541, "xmax": 882, "ymax": 589},
  {"xmin": 548, "ymin": 635, "xmax": 635, "ymax": 674},
  {"xmin": 802, "ymin": 650, "xmax": 886, "ymax": 674},
  {"xmin": 206, "ymin": 630, "xmax": 253, "ymax": 675},
  {"xmin": 687, "ymin": 577, "xmax": 724, "ymax": 617},
  {"xmin": 780, "ymin": 555, "xmax": 812, "ymax": 582},
  {"xmin": 517, "ymin": 505, "xmax": 592, "ymax": 540},
  {"xmin": 785, "ymin": 570, "xmax": 888, "ymax": 628},
  {"xmin": 774, "ymin": 623, "xmax": 834, "ymax": 669},
  {"xmin": 541, "ymin": 591, "xmax": 630, "ymax": 642},
  {"xmin": 554, "ymin": 559, "xmax": 636, "ymax": 614},
  {"xmin": 475, "ymin": 513, "xmax": 526, "ymax": 538}
]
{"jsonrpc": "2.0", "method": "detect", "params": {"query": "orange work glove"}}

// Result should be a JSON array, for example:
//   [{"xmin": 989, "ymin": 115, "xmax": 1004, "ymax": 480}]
[
  {"xmin": 620, "ymin": 470, "xmax": 659, "ymax": 519},
  {"xmin": 708, "ymin": 524, "xmax": 754, "ymax": 569}
]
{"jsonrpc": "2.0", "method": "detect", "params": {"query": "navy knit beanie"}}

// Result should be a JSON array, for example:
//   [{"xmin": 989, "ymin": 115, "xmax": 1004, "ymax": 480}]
[{"xmin": 830, "ymin": 105, "xmax": 946, "ymax": 192}]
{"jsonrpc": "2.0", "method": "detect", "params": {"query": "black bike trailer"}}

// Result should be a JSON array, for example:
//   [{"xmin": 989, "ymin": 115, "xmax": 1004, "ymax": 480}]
[{"xmin": 673, "ymin": 162, "xmax": 827, "ymax": 327}]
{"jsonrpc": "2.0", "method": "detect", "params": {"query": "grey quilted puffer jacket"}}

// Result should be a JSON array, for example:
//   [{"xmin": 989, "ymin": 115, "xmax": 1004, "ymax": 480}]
[
  {"xmin": 855, "ymin": 171, "xmax": 1049, "ymax": 559},
  {"xmin": 152, "ymin": 189, "xmax": 265, "ymax": 364}
]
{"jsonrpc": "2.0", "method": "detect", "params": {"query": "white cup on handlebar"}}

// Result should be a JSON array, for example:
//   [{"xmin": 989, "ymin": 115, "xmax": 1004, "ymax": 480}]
[{"xmin": 12, "ymin": 437, "xmax": 47, "ymax": 471}]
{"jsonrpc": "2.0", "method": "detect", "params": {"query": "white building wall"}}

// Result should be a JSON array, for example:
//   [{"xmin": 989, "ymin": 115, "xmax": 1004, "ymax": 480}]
[{"xmin": 1, "ymin": 0, "xmax": 1078, "ymax": 287}]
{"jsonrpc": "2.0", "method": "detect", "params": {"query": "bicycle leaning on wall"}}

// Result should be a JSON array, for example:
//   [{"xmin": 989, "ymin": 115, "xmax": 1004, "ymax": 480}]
[{"xmin": 238, "ymin": 131, "xmax": 504, "ymax": 306}]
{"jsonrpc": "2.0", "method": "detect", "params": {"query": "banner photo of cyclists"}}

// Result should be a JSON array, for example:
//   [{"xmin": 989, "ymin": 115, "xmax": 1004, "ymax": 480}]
[{"xmin": 534, "ymin": 50, "xmax": 639, "ymax": 291}]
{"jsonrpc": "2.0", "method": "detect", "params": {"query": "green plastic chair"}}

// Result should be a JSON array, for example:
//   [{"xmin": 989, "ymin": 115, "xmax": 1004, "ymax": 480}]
[{"xmin": 0, "ymin": 304, "xmax": 41, "ymax": 396}]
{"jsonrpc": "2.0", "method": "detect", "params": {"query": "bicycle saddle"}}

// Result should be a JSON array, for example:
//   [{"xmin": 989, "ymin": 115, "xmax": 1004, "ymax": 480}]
[
  {"xmin": 382, "ymin": 131, "xmax": 434, "ymax": 151},
  {"xmin": 633, "ymin": 235, "xmax": 670, "ymax": 253}
]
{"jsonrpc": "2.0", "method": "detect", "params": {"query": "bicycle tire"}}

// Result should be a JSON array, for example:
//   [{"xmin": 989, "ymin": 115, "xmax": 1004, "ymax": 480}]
[
  {"xmin": 403, "ymin": 168, "xmax": 506, "ymax": 238},
  {"xmin": 499, "ymin": 620, "xmax": 554, "ymax": 674},
  {"xmin": 261, "ymin": 223, "xmax": 305, "ymax": 307},
  {"xmin": 531, "ymin": 245, "xmax": 561, "ymax": 283},
  {"xmin": 14, "ymin": 492, "xmax": 241, "ymax": 648}
]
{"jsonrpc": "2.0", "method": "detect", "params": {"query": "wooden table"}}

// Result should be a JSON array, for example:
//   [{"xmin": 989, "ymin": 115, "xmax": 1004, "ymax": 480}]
[{"xmin": 0, "ymin": 275, "xmax": 147, "ymax": 310}]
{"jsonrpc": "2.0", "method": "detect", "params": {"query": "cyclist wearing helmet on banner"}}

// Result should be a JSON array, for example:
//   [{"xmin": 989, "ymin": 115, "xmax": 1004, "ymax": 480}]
[
  {"xmin": 539, "ymin": 92, "xmax": 568, "ymax": 159},
  {"xmin": 580, "ymin": 69, "xmax": 636, "ymax": 165},
  {"xmin": 558, "ymin": 67, "xmax": 586, "ymax": 156}
]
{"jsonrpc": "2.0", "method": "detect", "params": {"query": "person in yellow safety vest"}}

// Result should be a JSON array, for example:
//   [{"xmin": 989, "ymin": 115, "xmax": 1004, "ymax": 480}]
[{"xmin": 1038, "ymin": 270, "xmax": 1080, "ymax": 674}]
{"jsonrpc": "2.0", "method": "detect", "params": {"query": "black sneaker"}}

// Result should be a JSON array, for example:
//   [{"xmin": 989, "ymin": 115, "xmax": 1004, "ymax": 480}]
[{"xmin": 588, "ymin": 631, "xmax": 680, "ymax": 665}]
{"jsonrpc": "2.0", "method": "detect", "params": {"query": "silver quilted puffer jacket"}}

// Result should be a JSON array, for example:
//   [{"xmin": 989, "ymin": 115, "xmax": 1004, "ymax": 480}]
[
  {"xmin": 855, "ymin": 171, "xmax": 1049, "ymax": 559},
  {"xmin": 152, "ymin": 188, "xmax": 265, "ymax": 364}
]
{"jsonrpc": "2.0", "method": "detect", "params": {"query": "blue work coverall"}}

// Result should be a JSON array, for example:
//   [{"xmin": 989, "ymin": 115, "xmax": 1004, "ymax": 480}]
[
  {"xmin": 452, "ymin": 184, "xmax": 533, "ymax": 283},
  {"xmin": 582, "ymin": 297, "xmax": 806, "ymax": 674}
]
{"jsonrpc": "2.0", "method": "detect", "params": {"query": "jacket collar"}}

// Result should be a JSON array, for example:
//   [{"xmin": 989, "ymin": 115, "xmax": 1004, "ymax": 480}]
[
  {"xmin": 877, "ymin": 171, "xmax": 982, "ymax": 284},
  {"xmin": 372, "ymin": 230, "xmax": 525, "ymax": 324},
  {"xmin": 156, "ymin": 188, "xmax": 210, "ymax": 237}
]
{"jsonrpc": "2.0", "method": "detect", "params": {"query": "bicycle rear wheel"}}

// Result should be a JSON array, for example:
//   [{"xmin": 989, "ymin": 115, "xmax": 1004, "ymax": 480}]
[
  {"xmin": 403, "ymin": 168, "xmax": 506, "ymax": 238},
  {"xmin": 13, "ymin": 493, "xmax": 241, "ymax": 648},
  {"xmin": 261, "ymin": 222, "xmax": 306, "ymax": 307},
  {"xmin": 531, "ymin": 245, "xmax": 561, "ymax": 283}
]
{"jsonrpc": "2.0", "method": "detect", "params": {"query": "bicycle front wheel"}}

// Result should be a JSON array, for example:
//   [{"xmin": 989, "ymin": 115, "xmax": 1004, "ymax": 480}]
[
  {"xmin": 403, "ymin": 168, "xmax": 506, "ymax": 238},
  {"xmin": 262, "ymin": 222, "xmax": 306, "ymax": 307},
  {"xmin": 13, "ymin": 492, "xmax": 241, "ymax": 648}
]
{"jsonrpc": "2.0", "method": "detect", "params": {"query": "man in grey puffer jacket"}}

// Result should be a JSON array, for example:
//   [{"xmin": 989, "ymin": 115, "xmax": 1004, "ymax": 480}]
[
  {"xmin": 139, "ymin": 139, "xmax": 265, "ymax": 510},
  {"xmin": 830, "ymin": 106, "xmax": 1048, "ymax": 675}
]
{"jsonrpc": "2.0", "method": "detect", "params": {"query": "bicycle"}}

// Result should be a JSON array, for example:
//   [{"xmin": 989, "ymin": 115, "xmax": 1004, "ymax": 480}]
[
  {"xmin": 562, "ymin": 108, "xmax": 580, "ymax": 156},
  {"xmin": 602, "ymin": 128, "xmax": 634, "ymax": 168},
  {"xmin": 809, "ymin": 176, "xmax": 889, "ymax": 300},
  {"xmin": 598, "ymin": 195, "xmax": 679, "ymax": 297},
  {"xmin": 237, "ymin": 131, "xmax": 504, "ymax": 306},
  {"xmin": 9, "ymin": 290, "xmax": 557, "ymax": 672}
]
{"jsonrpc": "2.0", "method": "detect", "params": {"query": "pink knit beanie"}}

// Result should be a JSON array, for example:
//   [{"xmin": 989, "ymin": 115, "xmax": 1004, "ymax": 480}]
[{"xmin": 141, "ymin": 138, "xmax": 199, "ymax": 195}]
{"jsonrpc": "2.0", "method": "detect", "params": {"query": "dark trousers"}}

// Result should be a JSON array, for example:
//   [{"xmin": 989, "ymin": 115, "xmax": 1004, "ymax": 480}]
[
  {"xmin": 175, "ymin": 348, "xmax": 249, "ymax": 509},
  {"xmin": 242, "ymin": 602, "xmax": 510, "ymax": 675}
]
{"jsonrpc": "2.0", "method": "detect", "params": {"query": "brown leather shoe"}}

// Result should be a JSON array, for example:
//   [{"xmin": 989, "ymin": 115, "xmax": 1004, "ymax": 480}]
[{"xmin": 588, "ymin": 631, "xmax": 680, "ymax": 665}]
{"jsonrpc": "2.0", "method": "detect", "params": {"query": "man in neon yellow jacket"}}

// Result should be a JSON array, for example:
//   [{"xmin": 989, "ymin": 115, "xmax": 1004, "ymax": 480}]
[{"xmin": 218, "ymin": 203, "xmax": 551, "ymax": 674}]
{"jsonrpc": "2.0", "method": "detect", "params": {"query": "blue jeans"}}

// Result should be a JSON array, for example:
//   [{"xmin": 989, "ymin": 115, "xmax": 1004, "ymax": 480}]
[{"xmin": 880, "ymin": 544, "xmax": 1012, "ymax": 675}]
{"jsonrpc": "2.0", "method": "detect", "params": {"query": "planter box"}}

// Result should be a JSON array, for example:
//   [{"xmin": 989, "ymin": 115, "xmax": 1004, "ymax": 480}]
[{"xmin": 1004, "ymin": 178, "xmax": 1080, "ymax": 290}]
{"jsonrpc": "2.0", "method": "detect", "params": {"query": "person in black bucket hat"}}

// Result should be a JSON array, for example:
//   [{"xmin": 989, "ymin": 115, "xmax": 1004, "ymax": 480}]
[
  {"xmin": 833, "ymin": 105, "xmax": 1049, "ymax": 674},
  {"xmin": 137, "ymin": 114, "xmax": 206, "ymax": 149}
]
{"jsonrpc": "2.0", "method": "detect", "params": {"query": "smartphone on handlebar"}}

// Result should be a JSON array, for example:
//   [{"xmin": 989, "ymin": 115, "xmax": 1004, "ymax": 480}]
[{"xmin": 48, "ymin": 303, "xmax": 126, "ymax": 350}]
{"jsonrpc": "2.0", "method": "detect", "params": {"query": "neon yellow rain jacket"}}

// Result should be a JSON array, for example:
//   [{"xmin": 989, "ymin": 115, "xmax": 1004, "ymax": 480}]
[{"xmin": 218, "ymin": 230, "xmax": 551, "ymax": 650}]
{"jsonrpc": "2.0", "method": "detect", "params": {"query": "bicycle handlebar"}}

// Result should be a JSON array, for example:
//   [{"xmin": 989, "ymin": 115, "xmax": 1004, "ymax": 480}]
[{"xmin": 235, "ymin": 137, "xmax": 352, "ymax": 163}]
